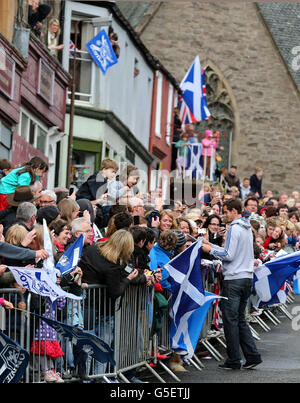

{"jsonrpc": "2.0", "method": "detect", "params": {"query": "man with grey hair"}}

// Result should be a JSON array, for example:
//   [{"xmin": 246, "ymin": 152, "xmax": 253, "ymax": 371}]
[
  {"xmin": 69, "ymin": 217, "xmax": 93, "ymax": 247},
  {"xmin": 39, "ymin": 189, "xmax": 57, "ymax": 207},
  {"xmin": 30, "ymin": 180, "xmax": 43, "ymax": 206},
  {"xmin": 16, "ymin": 202, "xmax": 37, "ymax": 231}
]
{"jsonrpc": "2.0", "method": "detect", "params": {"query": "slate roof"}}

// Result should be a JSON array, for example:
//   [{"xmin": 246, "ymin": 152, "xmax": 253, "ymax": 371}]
[
  {"xmin": 257, "ymin": 2, "xmax": 300, "ymax": 89},
  {"xmin": 116, "ymin": 1, "xmax": 152, "ymax": 28}
]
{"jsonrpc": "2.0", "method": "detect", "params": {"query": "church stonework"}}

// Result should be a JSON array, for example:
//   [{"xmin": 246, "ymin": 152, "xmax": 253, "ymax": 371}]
[{"xmin": 136, "ymin": 1, "xmax": 300, "ymax": 195}]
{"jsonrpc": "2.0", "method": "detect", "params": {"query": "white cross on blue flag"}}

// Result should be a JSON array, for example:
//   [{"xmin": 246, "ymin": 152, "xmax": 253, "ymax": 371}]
[
  {"xmin": 86, "ymin": 29, "xmax": 118, "ymax": 75},
  {"xmin": 254, "ymin": 250, "xmax": 300, "ymax": 305},
  {"xmin": 164, "ymin": 240, "xmax": 222, "ymax": 357}
]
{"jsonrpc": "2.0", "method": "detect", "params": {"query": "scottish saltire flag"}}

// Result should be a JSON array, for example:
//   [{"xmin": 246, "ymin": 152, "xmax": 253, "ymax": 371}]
[
  {"xmin": 0, "ymin": 330, "xmax": 29, "ymax": 383},
  {"xmin": 170, "ymin": 292, "xmax": 221, "ymax": 358},
  {"xmin": 164, "ymin": 240, "xmax": 222, "ymax": 357},
  {"xmin": 253, "ymin": 250, "xmax": 300, "ymax": 305},
  {"xmin": 180, "ymin": 56, "xmax": 211, "ymax": 123},
  {"xmin": 258, "ymin": 281, "xmax": 292, "ymax": 307},
  {"xmin": 86, "ymin": 29, "xmax": 118, "ymax": 75},
  {"xmin": 7, "ymin": 267, "xmax": 82, "ymax": 302},
  {"xmin": 56, "ymin": 235, "xmax": 84, "ymax": 275},
  {"xmin": 186, "ymin": 144, "xmax": 203, "ymax": 179},
  {"xmin": 32, "ymin": 313, "xmax": 116, "ymax": 366}
]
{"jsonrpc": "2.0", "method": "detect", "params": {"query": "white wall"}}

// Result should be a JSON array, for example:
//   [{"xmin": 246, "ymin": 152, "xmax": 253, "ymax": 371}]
[{"xmin": 62, "ymin": 1, "xmax": 154, "ymax": 152}]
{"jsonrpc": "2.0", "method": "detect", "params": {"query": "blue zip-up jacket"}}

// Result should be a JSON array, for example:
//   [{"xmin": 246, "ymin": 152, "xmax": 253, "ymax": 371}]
[
  {"xmin": 210, "ymin": 217, "xmax": 254, "ymax": 280},
  {"xmin": 149, "ymin": 244, "xmax": 173, "ymax": 291}
]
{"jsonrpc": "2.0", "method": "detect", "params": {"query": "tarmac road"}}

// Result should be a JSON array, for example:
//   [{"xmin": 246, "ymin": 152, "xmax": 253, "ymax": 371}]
[{"xmin": 142, "ymin": 294, "xmax": 300, "ymax": 384}]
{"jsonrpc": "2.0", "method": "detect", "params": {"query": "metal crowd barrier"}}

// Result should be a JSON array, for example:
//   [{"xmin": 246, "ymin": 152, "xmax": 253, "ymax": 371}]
[
  {"xmin": 0, "ymin": 283, "xmax": 161, "ymax": 383},
  {"xmin": 0, "ymin": 270, "xmax": 296, "ymax": 383}
]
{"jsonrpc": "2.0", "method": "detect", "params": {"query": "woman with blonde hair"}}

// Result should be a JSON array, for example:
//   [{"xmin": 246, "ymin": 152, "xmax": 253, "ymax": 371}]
[
  {"xmin": 79, "ymin": 229, "xmax": 138, "ymax": 299},
  {"xmin": 47, "ymin": 18, "xmax": 64, "ymax": 57},
  {"xmin": 5, "ymin": 224, "xmax": 28, "ymax": 246}
]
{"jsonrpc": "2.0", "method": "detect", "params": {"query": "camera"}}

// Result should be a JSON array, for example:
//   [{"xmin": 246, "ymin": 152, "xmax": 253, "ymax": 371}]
[
  {"xmin": 124, "ymin": 264, "xmax": 134, "ymax": 274},
  {"xmin": 198, "ymin": 228, "xmax": 206, "ymax": 235}
]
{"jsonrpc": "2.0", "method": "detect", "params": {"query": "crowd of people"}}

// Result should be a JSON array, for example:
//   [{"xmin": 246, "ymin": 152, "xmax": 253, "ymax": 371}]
[{"xmin": 0, "ymin": 152, "xmax": 299, "ymax": 382}]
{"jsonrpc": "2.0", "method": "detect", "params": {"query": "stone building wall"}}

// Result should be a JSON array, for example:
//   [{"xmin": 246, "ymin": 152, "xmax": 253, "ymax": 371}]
[{"xmin": 137, "ymin": 1, "xmax": 300, "ymax": 195}]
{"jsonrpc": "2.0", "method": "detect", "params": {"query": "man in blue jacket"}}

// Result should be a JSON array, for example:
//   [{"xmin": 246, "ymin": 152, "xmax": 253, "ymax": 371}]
[{"xmin": 202, "ymin": 198, "xmax": 262, "ymax": 370}]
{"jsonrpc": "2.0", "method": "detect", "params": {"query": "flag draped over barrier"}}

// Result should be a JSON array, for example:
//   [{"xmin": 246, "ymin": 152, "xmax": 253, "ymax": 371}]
[
  {"xmin": 186, "ymin": 144, "xmax": 203, "ymax": 179},
  {"xmin": 179, "ymin": 56, "xmax": 211, "ymax": 123},
  {"xmin": 165, "ymin": 240, "xmax": 222, "ymax": 358},
  {"xmin": 32, "ymin": 313, "xmax": 116, "ymax": 366},
  {"xmin": 0, "ymin": 330, "xmax": 29, "ymax": 383},
  {"xmin": 254, "ymin": 251, "xmax": 300, "ymax": 305},
  {"xmin": 293, "ymin": 270, "xmax": 300, "ymax": 294}
]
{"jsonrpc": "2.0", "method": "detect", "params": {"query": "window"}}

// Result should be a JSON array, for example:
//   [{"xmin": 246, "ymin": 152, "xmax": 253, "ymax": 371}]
[
  {"xmin": 18, "ymin": 110, "xmax": 48, "ymax": 154},
  {"xmin": 166, "ymin": 83, "xmax": 174, "ymax": 146},
  {"xmin": 68, "ymin": 20, "xmax": 95, "ymax": 103},
  {"xmin": 105, "ymin": 144, "xmax": 110, "ymax": 158},
  {"xmin": 0, "ymin": 122, "xmax": 12, "ymax": 159},
  {"xmin": 125, "ymin": 146, "xmax": 135, "ymax": 165}
]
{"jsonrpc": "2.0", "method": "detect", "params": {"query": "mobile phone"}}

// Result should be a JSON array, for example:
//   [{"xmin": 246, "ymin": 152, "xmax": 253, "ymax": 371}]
[
  {"xmin": 220, "ymin": 223, "xmax": 226, "ymax": 228},
  {"xmin": 69, "ymin": 187, "xmax": 74, "ymax": 196},
  {"xmin": 124, "ymin": 264, "xmax": 134, "ymax": 274}
]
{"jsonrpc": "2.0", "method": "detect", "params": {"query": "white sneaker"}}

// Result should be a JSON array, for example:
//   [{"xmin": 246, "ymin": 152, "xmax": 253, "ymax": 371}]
[
  {"xmin": 53, "ymin": 372, "xmax": 64, "ymax": 383},
  {"xmin": 42, "ymin": 370, "xmax": 57, "ymax": 383}
]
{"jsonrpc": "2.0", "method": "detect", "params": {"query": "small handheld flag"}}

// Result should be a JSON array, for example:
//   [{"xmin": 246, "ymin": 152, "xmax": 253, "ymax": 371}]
[{"xmin": 56, "ymin": 235, "xmax": 84, "ymax": 275}]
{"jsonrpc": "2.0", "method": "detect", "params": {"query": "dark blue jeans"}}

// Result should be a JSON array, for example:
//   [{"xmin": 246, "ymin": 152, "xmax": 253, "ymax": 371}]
[{"xmin": 220, "ymin": 278, "xmax": 261, "ymax": 367}]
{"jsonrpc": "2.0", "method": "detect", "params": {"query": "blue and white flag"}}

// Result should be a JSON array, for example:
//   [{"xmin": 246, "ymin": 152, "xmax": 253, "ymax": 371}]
[
  {"xmin": 186, "ymin": 143, "xmax": 203, "ymax": 179},
  {"xmin": 180, "ymin": 56, "xmax": 211, "ymax": 122},
  {"xmin": 253, "ymin": 250, "xmax": 300, "ymax": 305},
  {"xmin": 0, "ymin": 330, "xmax": 29, "ymax": 383},
  {"xmin": 170, "ymin": 292, "xmax": 220, "ymax": 358},
  {"xmin": 86, "ymin": 29, "xmax": 118, "ymax": 75},
  {"xmin": 7, "ymin": 267, "xmax": 82, "ymax": 302},
  {"xmin": 56, "ymin": 235, "xmax": 84, "ymax": 275},
  {"xmin": 32, "ymin": 313, "xmax": 116, "ymax": 366},
  {"xmin": 293, "ymin": 270, "xmax": 300, "ymax": 294},
  {"xmin": 164, "ymin": 240, "xmax": 222, "ymax": 357}
]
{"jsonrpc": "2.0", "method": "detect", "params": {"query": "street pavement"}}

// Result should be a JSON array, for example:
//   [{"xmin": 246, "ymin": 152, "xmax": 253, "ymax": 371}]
[{"xmin": 142, "ymin": 294, "xmax": 300, "ymax": 383}]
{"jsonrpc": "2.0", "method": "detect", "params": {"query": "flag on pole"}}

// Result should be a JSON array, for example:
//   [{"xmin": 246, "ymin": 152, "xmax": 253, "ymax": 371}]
[
  {"xmin": 179, "ymin": 56, "xmax": 211, "ymax": 123},
  {"xmin": 0, "ymin": 330, "xmax": 29, "ymax": 383},
  {"xmin": 253, "ymin": 250, "xmax": 300, "ymax": 305},
  {"xmin": 56, "ymin": 235, "xmax": 84, "ymax": 275},
  {"xmin": 164, "ymin": 239, "xmax": 222, "ymax": 358},
  {"xmin": 32, "ymin": 313, "xmax": 116, "ymax": 366}
]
